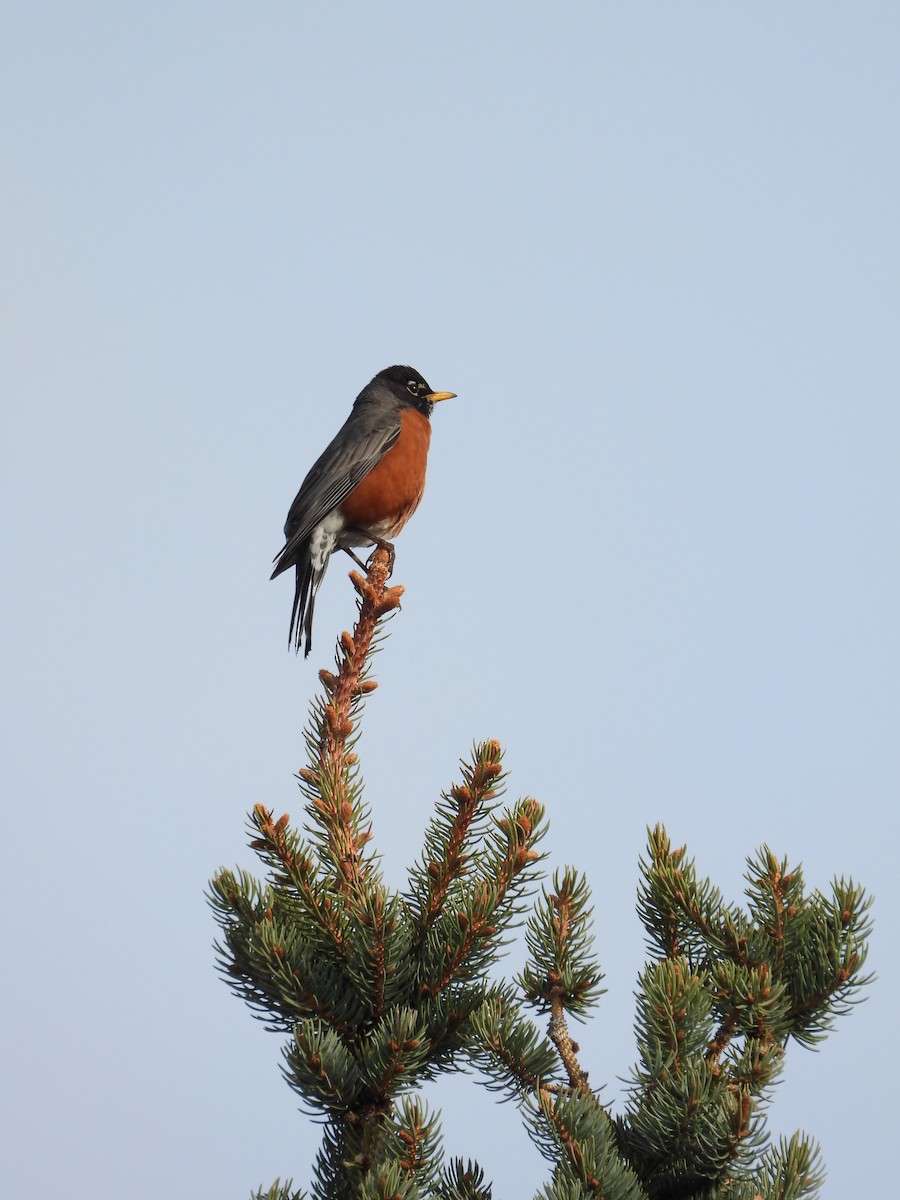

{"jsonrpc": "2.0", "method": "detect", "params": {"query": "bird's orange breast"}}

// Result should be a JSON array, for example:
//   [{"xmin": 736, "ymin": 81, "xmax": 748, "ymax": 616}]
[{"xmin": 339, "ymin": 409, "xmax": 432, "ymax": 538}]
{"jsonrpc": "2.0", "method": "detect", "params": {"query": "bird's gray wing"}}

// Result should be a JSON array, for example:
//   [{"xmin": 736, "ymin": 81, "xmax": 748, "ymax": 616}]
[{"xmin": 271, "ymin": 403, "xmax": 401, "ymax": 577}]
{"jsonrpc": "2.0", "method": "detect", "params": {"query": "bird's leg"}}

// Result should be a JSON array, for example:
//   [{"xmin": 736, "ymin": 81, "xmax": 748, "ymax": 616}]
[
  {"xmin": 342, "ymin": 547, "xmax": 371, "ymax": 571},
  {"xmin": 342, "ymin": 535, "xmax": 396, "ymax": 575}
]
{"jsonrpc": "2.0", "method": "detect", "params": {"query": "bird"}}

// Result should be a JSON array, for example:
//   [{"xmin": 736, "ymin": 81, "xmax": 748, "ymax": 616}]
[{"xmin": 270, "ymin": 365, "xmax": 455, "ymax": 657}]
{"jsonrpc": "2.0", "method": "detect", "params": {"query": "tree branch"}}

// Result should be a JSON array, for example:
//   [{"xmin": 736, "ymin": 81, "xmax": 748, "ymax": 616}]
[
  {"xmin": 548, "ymin": 991, "xmax": 592, "ymax": 1096},
  {"xmin": 300, "ymin": 547, "xmax": 403, "ymax": 900}
]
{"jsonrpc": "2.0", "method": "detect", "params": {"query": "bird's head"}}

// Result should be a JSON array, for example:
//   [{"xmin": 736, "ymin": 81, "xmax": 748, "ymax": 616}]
[{"xmin": 365, "ymin": 365, "xmax": 455, "ymax": 417}]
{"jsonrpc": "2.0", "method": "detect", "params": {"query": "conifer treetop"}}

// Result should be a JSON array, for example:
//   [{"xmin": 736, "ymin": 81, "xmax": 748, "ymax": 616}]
[{"xmin": 210, "ymin": 551, "xmax": 873, "ymax": 1200}]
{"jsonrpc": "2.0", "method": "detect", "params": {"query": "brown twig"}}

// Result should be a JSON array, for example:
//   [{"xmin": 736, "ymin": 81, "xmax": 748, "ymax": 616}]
[
  {"xmin": 537, "ymin": 1085, "xmax": 605, "ymax": 1193},
  {"xmin": 417, "ymin": 748, "xmax": 504, "ymax": 939},
  {"xmin": 548, "ymin": 990, "xmax": 592, "ymax": 1096},
  {"xmin": 250, "ymin": 802, "xmax": 348, "ymax": 952},
  {"xmin": 396, "ymin": 1102, "xmax": 433, "ymax": 1176},
  {"xmin": 706, "ymin": 1006, "xmax": 739, "ymax": 1063},
  {"xmin": 425, "ymin": 798, "xmax": 543, "ymax": 998},
  {"xmin": 301, "ymin": 547, "xmax": 404, "ymax": 899}
]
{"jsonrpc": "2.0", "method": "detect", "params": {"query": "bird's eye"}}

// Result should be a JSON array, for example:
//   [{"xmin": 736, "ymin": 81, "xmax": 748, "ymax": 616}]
[{"xmin": 407, "ymin": 379, "xmax": 420, "ymax": 394}]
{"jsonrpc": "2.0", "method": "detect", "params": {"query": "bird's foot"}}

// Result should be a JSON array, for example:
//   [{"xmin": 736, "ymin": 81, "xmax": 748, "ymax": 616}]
[{"xmin": 367, "ymin": 538, "xmax": 395, "ymax": 576}]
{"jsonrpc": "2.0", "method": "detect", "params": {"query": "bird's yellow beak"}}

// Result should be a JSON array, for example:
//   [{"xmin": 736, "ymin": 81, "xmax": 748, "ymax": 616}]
[{"xmin": 427, "ymin": 391, "xmax": 456, "ymax": 403}]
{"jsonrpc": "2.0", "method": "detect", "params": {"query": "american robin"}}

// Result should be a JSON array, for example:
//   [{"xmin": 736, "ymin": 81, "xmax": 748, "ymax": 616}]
[{"xmin": 271, "ymin": 365, "xmax": 455, "ymax": 656}]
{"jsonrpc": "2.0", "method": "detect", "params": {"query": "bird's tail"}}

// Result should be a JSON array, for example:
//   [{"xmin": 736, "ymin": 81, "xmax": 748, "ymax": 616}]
[{"xmin": 289, "ymin": 556, "xmax": 327, "ymax": 657}]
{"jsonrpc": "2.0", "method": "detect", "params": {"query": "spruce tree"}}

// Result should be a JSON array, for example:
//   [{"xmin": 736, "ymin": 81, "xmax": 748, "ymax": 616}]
[{"xmin": 209, "ymin": 550, "xmax": 872, "ymax": 1199}]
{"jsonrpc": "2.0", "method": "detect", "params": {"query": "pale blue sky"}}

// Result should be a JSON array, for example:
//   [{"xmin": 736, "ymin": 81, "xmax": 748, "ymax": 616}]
[{"xmin": 2, "ymin": 4, "xmax": 897, "ymax": 1196}]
